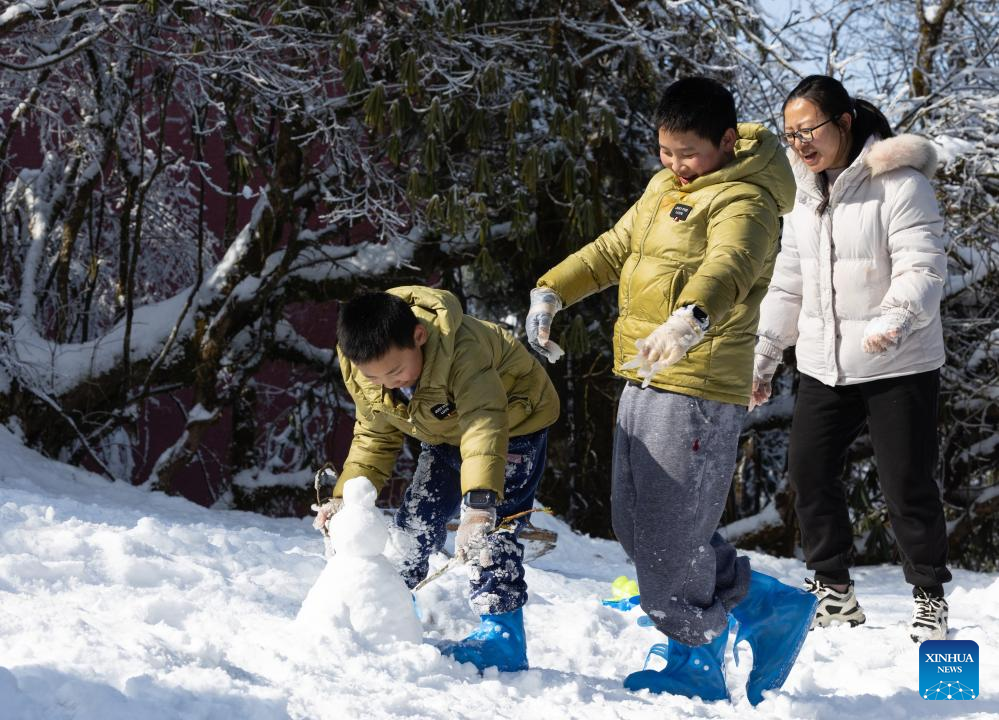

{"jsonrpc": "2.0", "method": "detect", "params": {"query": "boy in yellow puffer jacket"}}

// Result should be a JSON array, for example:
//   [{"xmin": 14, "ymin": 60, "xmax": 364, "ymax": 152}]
[
  {"xmin": 321, "ymin": 285, "xmax": 559, "ymax": 674},
  {"xmin": 528, "ymin": 77, "xmax": 815, "ymax": 705}
]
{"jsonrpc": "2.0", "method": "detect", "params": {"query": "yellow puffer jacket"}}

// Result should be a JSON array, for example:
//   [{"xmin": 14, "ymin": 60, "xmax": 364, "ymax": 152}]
[
  {"xmin": 335, "ymin": 286, "xmax": 560, "ymax": 498},
  {"xmin": 537, "ymin": 123, "xmax": 796, "ymax": 404}
]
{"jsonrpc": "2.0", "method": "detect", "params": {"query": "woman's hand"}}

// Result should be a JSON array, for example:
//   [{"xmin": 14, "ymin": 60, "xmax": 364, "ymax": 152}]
[
  {"xmin": 861, "ymin": 309, "xmax": 914, "ymax": 353},
  {"xmin": 749, "ymin": 353, "xmax": 780, "ymax": 411}
]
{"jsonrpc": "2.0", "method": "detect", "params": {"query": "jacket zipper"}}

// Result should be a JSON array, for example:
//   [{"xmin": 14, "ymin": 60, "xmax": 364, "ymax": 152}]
[
  {"xmin": 627, "ymin": 190, "xmax": 669, "ymax": 312},
  {"xmin": 824, "ymin": 199, "xmax": 841, "ymax": 381}
]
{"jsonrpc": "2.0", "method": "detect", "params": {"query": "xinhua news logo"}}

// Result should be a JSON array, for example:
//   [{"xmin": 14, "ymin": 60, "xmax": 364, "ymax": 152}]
[{"xmin": 919, "ymin": 640, "xmax": 979, "ymax": 700}]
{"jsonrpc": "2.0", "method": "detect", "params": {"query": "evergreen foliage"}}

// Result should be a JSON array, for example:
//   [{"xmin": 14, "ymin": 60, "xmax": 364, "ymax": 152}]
[{"xmin": 0, "ymin": 0, "xmax": 996, "ymax": 569}]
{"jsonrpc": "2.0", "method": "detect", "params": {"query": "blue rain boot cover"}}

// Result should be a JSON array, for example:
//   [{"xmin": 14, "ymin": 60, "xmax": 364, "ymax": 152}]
[
  {"xmin": 439, "ymin": 607, "xmax": 528, "ymax": 673},
  {"xmin": 623, "ymin": 623, "xmax": 729, "ymax": 702},
  {"xmin": 731, "ymin": 571, "xmax": 818, "ymax": 706}
]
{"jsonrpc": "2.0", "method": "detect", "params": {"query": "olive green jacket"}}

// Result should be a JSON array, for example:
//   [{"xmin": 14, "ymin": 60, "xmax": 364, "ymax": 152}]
[
  {"xmin": 537, "ymin": 123, "xmax": 796, "ymax": 404},
  {"xmin": 335, "ymin": 286, "xmax": 560, "ymax": 498}
]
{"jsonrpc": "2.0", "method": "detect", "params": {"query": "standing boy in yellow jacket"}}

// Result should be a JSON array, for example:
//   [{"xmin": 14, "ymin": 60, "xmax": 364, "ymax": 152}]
[
  {"xmin": 528, "ymin": 77, "xmax": 815, "ymax": 705},
  {"xmin": 321, "ymin": 285, "xmax": 559, "ymax": 674}
]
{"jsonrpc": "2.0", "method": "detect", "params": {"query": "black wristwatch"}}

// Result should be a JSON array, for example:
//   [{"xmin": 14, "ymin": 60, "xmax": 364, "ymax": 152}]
[
  {"xmin": 463, "ymin": 489, "xmax": 498, "ymax": 509},
  {"xmin": 691, "ymin": 305, "xmax": 710, "ymax": 330}
]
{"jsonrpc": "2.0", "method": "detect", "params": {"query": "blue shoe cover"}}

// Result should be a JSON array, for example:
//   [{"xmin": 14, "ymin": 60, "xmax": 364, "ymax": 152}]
[
  {"xmin": 731, "ymin": 571, "xmax": 818, "ymax": 705},
  {"xmin": 623, "ymin": 624, "xmax": 729, "ymax": 702},
  {"xmin": 439, "ymin": 607, "xmax": 528, "ymax": 673}
]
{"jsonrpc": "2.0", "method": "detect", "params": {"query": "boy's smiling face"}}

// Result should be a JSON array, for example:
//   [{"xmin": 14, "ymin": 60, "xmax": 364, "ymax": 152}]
[
  {"xmin": 356, "ymin": 323, "xmax": 428, "ymax": 389},
  {"xmin": 658, "ymin": 127, "xmax": 737, "ymax": 185}
]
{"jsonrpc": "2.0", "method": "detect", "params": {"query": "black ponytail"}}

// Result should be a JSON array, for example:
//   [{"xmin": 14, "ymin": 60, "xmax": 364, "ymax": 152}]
[{"xmin": 850, "ymin": 98, "xmax": 894, "ymax": 162}]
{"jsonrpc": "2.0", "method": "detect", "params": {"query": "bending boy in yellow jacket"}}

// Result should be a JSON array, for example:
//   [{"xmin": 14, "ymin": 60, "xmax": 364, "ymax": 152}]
[
  {"xmin": 323, "ymin": 285, "xmax": 559, "ymax": 674},
  {"xmin": 529, "ymin": 77, "xmax": 815, "ymax": 705}
]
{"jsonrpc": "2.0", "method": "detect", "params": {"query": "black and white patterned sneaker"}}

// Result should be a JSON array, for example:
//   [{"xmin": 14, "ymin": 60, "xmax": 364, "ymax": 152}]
[
  {"xmin": 910, "ymin": 588, "xmax": 948, "ymax": 643},
  {"xmin": 803, "ymin": 578, "xmax": 867, "ymax": 628}
]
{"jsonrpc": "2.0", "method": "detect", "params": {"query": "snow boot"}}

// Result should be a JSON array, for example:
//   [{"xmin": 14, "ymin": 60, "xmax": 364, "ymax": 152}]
[
  {"xmin": 731, "ymin": 571, "xmax": 817, "ymax": 706},
  {"xmin": 910, "ymin": 587, "xmax": 948, "ymax": 643},
  {"xmin": 804, "ymin": 578, "xmax": 866, "ymax": 628},
  {"xmin": 623, "ymin": 623, "xmax": 729, "ymax": 702},
  {"xmin": 439, "ymin": 607, "xmax": 528, "ymax": 672}
]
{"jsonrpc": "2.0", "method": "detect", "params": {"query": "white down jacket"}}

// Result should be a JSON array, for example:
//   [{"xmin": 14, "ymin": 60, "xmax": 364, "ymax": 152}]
[{"xmin": 756, "ymin": 134, "xmax": 946, "ymax": 386}]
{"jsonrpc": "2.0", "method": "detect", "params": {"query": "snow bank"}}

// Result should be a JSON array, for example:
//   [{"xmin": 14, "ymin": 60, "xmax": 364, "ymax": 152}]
[{"xmin": 0, "ymin": 427, "xmax": 996, "ymax": 719}]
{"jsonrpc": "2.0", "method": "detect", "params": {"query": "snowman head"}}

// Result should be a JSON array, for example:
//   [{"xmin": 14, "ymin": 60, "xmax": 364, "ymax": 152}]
[{"xmin": 328, "ymin": 477, "xmax": 388, "ymax": 557}]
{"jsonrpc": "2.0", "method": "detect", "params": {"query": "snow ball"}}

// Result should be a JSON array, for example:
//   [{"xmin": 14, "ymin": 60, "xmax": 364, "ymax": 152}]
[
  {"xmin": 329, "ymin": 509, "xmax": 386, "ymax": 557},
  {"xmin": 342, "ymin": 476, "xmax": 378, "ymax": 507},
  {"xmin": 329, "ymin": 477, "xmax": 386, "ymax": 557}
]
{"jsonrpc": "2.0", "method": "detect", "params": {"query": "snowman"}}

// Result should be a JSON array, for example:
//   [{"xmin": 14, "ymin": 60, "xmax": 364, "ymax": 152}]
[{"xmin": 296, "ymin": 476, "xmax": 422, "ymax": 646}]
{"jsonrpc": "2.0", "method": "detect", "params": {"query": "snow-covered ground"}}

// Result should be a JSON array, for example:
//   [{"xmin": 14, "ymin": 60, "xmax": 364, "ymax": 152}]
[{"xmin": 1, "ymin": 426, "xmax": 996, "ymax": 720}]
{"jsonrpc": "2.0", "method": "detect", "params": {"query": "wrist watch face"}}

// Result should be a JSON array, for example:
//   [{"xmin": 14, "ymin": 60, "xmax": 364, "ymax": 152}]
[{"xmin": 464, "ymin": 490, "xmax": 496, "ymax": 508}]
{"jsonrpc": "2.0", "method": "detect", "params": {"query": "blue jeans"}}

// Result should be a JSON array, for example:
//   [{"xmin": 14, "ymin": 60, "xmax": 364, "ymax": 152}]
[{"xmin": 394, "ymin": 428, "xmax": 548, "ymax": 614}]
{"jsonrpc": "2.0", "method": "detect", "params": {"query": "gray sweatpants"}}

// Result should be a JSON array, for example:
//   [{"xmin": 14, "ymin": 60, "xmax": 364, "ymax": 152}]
[{"xmin": 612, "ymin": 382, "xmax": 751, "ymax": 646}]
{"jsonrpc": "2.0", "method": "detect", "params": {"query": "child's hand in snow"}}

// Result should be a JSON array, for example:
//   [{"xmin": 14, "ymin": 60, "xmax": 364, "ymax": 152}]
[
  {"xmin": 621, "ymin": 306, "xmax": 705, "ymax": 387},
  {"xmin": 312, "ymin": 498, "xmax": 343, "ymax": 533},
  {"xmin": 454, "ymin": 506, "xmax": 496, "ymax": 565}
]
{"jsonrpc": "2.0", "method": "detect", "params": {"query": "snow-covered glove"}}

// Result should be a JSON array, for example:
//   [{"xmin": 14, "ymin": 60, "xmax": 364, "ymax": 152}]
[
  {"xmin": 861, "ymin": 308, "xmax": 915, "ymax": 354},
  {"xmin": 454, "ymin": 506, "xmax": 496, "ymax": 565},
  {"xmin": 620, "ymin": 306, "xmax": 706, "ymax": 388},
  {"xmin": 312, "ymin": 497, "xmax": 343, "ymax": 534},
  {"xmin": 748, "ymin": 352, "xmax": 781, "ymax": 412},
  {"xmin": 526, "ymin": 288, "xmax": 565, "ymax": 363}
]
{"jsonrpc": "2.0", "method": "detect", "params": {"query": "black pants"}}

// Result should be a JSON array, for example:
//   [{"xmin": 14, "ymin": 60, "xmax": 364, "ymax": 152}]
[{"xmin": 788, "ymin": 370, "xmax": 951, "ymax": 592}]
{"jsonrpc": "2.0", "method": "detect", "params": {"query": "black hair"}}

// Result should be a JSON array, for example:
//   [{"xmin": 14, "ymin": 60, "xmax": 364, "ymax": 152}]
[
  {"xmin": 337, "ymin": 291, "xmax": 418, "ymax": 364},
  {"xmin": 783, "ymin": 75, "xmax": 894, "ymax": 213},
  {"xmin": 654, "ymin": 76, "xmax": 738, "ymax": 146}
]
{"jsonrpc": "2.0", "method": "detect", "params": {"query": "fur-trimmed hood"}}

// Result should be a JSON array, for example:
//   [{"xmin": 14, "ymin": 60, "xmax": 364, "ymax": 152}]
[
  {"xmin": 790, "ymin": 133, "xmax": 938, "ymax": 201},
  {"xmin": 864, "ymin": 134, "xmax": 937, "ymax": 178}
]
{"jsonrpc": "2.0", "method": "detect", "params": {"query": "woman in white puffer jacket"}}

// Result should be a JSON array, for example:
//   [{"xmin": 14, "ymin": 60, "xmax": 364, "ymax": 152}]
[{"xmin": 751, "ymin": 75, "xmax": 951, "ymax": 643}]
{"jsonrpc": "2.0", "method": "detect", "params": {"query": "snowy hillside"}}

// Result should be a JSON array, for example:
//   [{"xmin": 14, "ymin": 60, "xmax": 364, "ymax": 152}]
[{"xmin": 0, "ymin": 427, "xmax": 996, "ymax": 720}]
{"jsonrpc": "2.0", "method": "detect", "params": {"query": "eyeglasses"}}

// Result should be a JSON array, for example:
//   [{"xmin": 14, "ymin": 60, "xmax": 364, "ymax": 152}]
[{"xmin": 780, "ymin": 117, "xmax": 835, "ymax": 145}]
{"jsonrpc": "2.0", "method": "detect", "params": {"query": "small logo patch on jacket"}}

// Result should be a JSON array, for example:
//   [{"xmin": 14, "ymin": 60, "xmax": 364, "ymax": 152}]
[
  {"xmin": 670, "ymin": 203, "xmax": 693, "ymax": 221},
  {"xmin": 431, "ymin": 402, "xmax": 457, "ymax": 419}
]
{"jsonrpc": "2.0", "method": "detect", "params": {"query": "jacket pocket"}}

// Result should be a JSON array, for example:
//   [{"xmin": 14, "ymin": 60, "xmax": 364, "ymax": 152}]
[
  {"xmin": 663, "ymin": 266, "xmax": 689, "ymax": 316},
  {"xmin": 506, "ymin": 397, "xmax": 533, "ymax": 431}
]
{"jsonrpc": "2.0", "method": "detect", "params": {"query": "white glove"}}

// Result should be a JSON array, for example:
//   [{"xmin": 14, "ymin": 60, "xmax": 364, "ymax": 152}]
[
  {"xmin": 526, "ymin": 288, "xmax": 565, "ymax": 363},
  {"xmin": 861, "ymin": 308, "xmax": 914, "ymax": 354},
  {"xmin": 312, "ymin": 497, "xmax": 343, "ymax": 534},
  {"xmin": 748, "ymin": 352, "xmax": 781, "ymax": 412},
  {"xmin": 620, "ymin": 306, "xmax": 705, "ymax": 387},
  {"xmin": 454, "ymin": 506, "xmax": 496, "ymax": 565}
]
